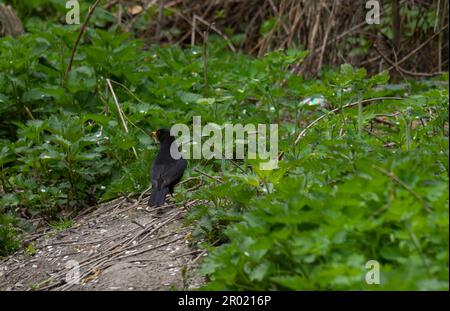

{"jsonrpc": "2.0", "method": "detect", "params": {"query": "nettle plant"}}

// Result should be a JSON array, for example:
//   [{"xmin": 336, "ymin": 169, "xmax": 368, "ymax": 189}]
[
  {"xmin": 192, "ymin": 70, "xmax": 449, "ymax": 290},
  {"xmin": 0, "ymin": 26, "xmax": 159, "ymax": 232},
  {"xmin": 0, "ymin": 16, "xmax": 448, "ymax": 290},
  {"xmin": 2, "ymin": 114, "xmax": 109, "ymax": 214}
]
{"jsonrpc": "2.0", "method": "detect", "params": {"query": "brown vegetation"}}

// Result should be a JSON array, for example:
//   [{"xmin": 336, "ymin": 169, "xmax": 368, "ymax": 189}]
[{"xmin": 104, "ymin": 0, "xmax": 449, "ymax": 77}]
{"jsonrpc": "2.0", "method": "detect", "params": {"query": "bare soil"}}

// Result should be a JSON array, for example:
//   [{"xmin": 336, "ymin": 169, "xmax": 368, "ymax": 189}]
[{"xmin": 0, "ymin": 196, "xmax": 205, "ymax": 291}]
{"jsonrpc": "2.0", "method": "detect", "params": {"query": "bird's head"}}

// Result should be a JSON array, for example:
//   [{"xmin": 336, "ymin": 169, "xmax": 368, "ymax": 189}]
[{"xmin": 151, "ymin": 128, "xmax": 174, "ymax": 144}]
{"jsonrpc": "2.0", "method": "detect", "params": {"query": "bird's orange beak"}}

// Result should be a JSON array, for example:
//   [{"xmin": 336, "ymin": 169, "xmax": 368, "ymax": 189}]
[{"xmin": 151, "ymin": 131, "xmax": 158, "ymax": 143}]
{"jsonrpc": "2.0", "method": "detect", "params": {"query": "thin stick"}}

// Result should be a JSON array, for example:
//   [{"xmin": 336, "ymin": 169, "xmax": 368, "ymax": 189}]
[
  {"xmin": 392, "ymin": 0, "xmax": 401, "ymax": 52},
  {"xmin": 99, "ymin": 81, "xmax": 150, "ymax": 137},
  {"xmin": 294, "ymin": 0, "xmax": 406, "ymax": 72},
  {"xmin": 203, "ymin": 27, "xmax": 210, "ymax": 98},
  {"xmin": 189, "ymin": 239, "xmax": 220, "ymax": 266},
  {"xmin": 437, "ymin": 0, "xmax": 448, "ymax": 72},
  {"xmin": 107, "ymin": 79, "xmax": 147, "ymax": 104},
  {"xmin": 131, "ymin": 220, "xmax": 146, "ymax": 229},
  {"xmin": 373, "ymin": 165, "xmax": 432, "ymax": 213},
  {"xmin": 278, "ymin": 97, "xmax": 404, "ymax": 160},
  {"xmin": 318, "ymin": 0, "xmax": 337, "ymax": 71},
  {"xmin": 193, "ymin": 15, "xmax": 236, "ymax": 52},
  {"xmin": 193, "ymin": 168, "xmax": 223, "ymax": 183},
  {"xmin": 63, "ymin": 0, "xmax": 100, "ymax": 83},
  {"xmin": 118, "ymin": 236, "xmax": 184, "ymax": 260},
  {"xmin": 137, "ymin": 210, "xmax": 183, "ymax": 243},
  {"xmin": 116, "ymin": 1, "xmax": 122, "ymax": 26},
  {"xmin": 157, "ymin": 0, "xmax": 164, "ymax": 39},
  {"xmin": 191, "ymin": 14, "xmax": 196, "ymax": 46},
  {"xmin": 308, "ymin": 0, "xmax": 324, "ymax": 57},
  {"xmin": 106, "ymin": 78, "xmax": 138, "ymax": 159},
  {"xmin": 387, "ymin": 24, "xmax": 449, "ymax": 71},
  {"xmin": 374, "ymin": 44, "xmax": 446, "ymax": 77},
  {"xmin": 229, "ymin": 159, "xmax": 246, "ymax": 173},
  {"xmin": 24, "ymin": 106, "xmax": 34, "ymax": 120},
  {"xmin": 297, "ymin": 97, "xmax": 402, "ymax": 144}
]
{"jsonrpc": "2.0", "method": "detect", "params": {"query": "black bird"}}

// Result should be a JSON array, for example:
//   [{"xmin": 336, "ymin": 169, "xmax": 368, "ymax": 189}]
[{"xmin": 148, "ymin": 128, "xmax": 187, "ymax": 207}]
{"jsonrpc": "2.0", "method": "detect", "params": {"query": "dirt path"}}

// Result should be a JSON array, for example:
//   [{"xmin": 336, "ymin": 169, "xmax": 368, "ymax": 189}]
[{"xmin": 0, "ymin": 196, "xmax": 205, "ymax": 291}]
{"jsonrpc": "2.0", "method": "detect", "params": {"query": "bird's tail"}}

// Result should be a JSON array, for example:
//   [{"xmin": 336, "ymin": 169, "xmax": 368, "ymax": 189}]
[{"xmin": 148, "ymin": 187, "xmax": 169, "ymax": 207}]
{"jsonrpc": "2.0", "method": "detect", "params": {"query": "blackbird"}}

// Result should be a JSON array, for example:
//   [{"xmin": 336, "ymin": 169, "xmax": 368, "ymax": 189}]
[{"xmin": 148, "ymin": 128, "xmax": 187, "ymax": 207}]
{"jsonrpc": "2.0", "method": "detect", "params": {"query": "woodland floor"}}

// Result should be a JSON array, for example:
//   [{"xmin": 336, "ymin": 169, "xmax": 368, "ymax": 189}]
[{"xmin": 0, "ymin": 194, "xmax": 205, "ymax": 291}]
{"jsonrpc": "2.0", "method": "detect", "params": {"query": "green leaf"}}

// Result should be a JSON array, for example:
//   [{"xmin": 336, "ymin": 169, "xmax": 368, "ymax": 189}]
[{"xmin": 196, "ymin": 98, "xmax": 216, "ymax": 105}]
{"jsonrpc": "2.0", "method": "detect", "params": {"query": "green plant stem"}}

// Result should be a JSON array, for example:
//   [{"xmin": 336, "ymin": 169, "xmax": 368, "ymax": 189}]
[
  {"xmin": 278, "ymin": 96, "xmax": 404, "ymax": 160},
  {"xmin": 358, "ymin": 98, "xmax": 363, "ymax": 137},
  {"xmin": 373, "ymin": 165, "xmax": 432, "ymax": 213},
  {"xmin": 405, "ymin": 120, "xmax": 411, "ymax": 151},
  {"xmin": 63, "ymin": 0, "xmax": 101, "ymax": 84}
]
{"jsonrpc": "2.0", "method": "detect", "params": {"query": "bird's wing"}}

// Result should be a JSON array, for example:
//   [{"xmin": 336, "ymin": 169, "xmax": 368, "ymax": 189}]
[
  {"xmin": 151, "ymin": 163, "xmax": 165, "ymax": 190},
  {"xmin": 161, "ymin": 159, "xmax": 187, "ymax": 188}
]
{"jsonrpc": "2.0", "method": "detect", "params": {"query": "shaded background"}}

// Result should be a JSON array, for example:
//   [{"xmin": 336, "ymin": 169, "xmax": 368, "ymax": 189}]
[{"xmin": 1, "ymin": 0, "xmax": 449, "ymax": 77}]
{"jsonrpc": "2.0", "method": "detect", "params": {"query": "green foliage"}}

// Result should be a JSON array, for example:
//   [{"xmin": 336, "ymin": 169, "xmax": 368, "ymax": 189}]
[
  {"xmin": 0, "ymin": 18, "xmax": 448, "ymax": 290},
  {"xmin": 200, "ymin": 145, "xmax": 449, "ymax": 290},
  {"xmin": 0, "ymin": 213, "xmax": 21, "ymax": 256},
  {"xmin": 50, "ymin": 218, "xmax": 73, "ymax": 231},
  {"xmin": 25, "ymin": 243, "xmax": 36, "ymax": 256},
  {"xmin": 194, "ymin": 72, "xmax": 449, "ymax": 290}
]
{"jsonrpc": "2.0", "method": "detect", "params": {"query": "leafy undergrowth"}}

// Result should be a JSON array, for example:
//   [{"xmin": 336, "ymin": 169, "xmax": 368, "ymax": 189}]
[
  {"xmin": 0, "ymin": 22, "xmax": 448, "ymax": 289},
  {"xmin": 195, "ymin": 134, "xmax": 449, "ymax": 290}
]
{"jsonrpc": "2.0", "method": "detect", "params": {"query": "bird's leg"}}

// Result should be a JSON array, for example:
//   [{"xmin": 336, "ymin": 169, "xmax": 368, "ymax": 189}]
[{"xmin": 169, "ymin": 187, "xmax": 175, "ymax": 199}]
